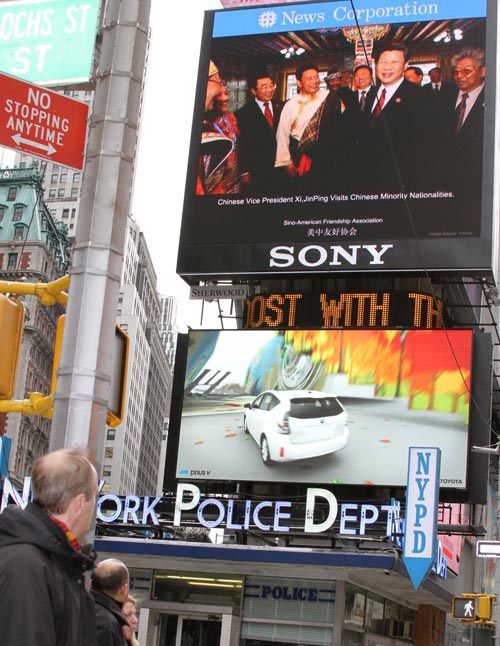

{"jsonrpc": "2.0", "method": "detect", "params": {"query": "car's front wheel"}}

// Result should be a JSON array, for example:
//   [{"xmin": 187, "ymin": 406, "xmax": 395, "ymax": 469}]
[{"xmin": 260, "ymin": 435, "xmax": 272, "ymax": 465}]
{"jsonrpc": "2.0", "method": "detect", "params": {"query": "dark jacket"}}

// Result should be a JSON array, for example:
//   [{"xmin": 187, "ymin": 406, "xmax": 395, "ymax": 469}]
[
  {"xmin": 0, "ymin": 502, "xmax": 97, "ymax": 646},
  {"xmin": 91, "ymin": 589, "xmax": 128, "ymax": 646},
  {"xmin": 235, "ymin": 98, "xmax": 283, "ymax": 194}
]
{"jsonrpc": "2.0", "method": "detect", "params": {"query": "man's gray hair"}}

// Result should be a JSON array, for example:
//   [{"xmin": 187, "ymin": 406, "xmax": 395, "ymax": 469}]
[
  {"xmin": 32, "ymin": 447, "xmax": 97, "ymax": 514},
  {"xmin": 452, "ymin": 48, "xmax": 485, "ymax": 69}
]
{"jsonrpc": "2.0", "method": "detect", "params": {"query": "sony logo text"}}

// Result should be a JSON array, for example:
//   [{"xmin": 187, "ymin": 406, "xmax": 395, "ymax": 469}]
[{"xmin": 270, "ymin": 244, "xmax": 393, "ymax": 268}]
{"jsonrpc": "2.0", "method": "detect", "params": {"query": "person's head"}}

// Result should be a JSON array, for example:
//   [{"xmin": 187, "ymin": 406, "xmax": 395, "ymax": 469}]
[
  {"xmin": 122, "ymin": 596, "xmax": 139, "ymax": 642},
  {"xmin": 250, "ymin": 74, "xmax": 276, "ymax": 103},
  {"xmin": 32, "ymin": 447, "xmax": 98, "ymax": 541},
  {"xmin": 375, "ymin": 44, "xmax": 409, "ymax": 87},
  {"xmin": 452, "ymin": 49, "xmax": 485, "ymax": 93},
  {"xmin": 91, "ymin": 558, "xmax": 130, "ymax": 603},
  {"xmin": 296, "ymin": 64, "xmax": 320, "ymax": 95},
  {"xmin": 213, "ymin": 85, "xmax": 230, "ymax": 114},
  {"xmin": 205, "ymin": 60, "xmax": 224, "ymax": 111},
  {"xmin": 404, "ymin": 66, "xmax": 423, "ymax": 85},
  {"xmin": 325, "ymin": 65, "xmax": 342, "ymax": 92},
  {"xmin": 429, "ymin": 66, "xmax": 442, "ymax": 84},
  {"xmin": 353, "ymin": 65, "xmax": 373, "ymax": 90}
]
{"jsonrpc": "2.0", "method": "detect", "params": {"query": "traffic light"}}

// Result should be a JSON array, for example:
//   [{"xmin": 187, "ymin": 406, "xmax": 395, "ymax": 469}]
[
  {"xmin": 453, "ymin": 596, "xmax": 477, "ymax": 620},
  {"xmin": 51, "ymin": 315, "xmax": 129, "ymax": 428},
  {"xmin": 0, "ymin": 295, "xmax": 24, "ymax": 399},
  {"xmin": 478, "ymin": 595, "xmax": 494, "ymax": 620},
  {"xmin": 452, "ymin": 594, "xmax": 495, "ymax": 622}
]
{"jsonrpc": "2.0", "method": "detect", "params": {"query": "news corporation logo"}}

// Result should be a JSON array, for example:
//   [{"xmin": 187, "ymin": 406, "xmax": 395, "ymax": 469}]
[{"xmin": 258, "ymin": 10, "xmax": 278, "ymax": 29}]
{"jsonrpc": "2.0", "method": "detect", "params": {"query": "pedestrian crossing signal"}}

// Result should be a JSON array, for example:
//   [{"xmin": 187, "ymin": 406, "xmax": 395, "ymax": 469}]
[
  {"xmin": 453, "ymin": 596, "xmax": 477, "ymax": 620},
  {"xmin": 452, "ymin": 594, "xmax": 495, "ymax": 622}
]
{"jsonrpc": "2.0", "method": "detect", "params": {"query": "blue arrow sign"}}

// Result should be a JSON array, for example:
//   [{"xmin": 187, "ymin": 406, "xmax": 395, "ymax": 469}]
[{"xmin": 403, "ymin": 447, "xmax": 441, "ymax": 590}]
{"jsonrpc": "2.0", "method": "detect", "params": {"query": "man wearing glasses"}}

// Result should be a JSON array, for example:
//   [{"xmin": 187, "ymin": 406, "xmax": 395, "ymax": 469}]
[
  {"xmin": 441, "ymin": 48, "xmax": 486, "ymax": 208},
  {"xmin": 236, "ymin": 73, "xmax": 283, "ymax": 195}
]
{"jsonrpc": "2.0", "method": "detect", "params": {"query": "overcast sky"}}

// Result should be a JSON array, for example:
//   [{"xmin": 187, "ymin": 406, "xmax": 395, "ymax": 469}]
[{"xmin": 132, "ymin": 0, "xmax": 225, "ymax": 330}]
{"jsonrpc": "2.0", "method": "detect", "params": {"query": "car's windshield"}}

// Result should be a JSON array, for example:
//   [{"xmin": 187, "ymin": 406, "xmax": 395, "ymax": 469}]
[{"xmin": 289, "ymin": 397, "xmax": 343, "ymax": 419}]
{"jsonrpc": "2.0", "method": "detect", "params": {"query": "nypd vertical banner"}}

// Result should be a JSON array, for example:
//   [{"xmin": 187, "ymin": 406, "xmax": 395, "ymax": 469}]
[{"xmin": 403, "ymin": 447, "xmax": 441, "ymax": 590}]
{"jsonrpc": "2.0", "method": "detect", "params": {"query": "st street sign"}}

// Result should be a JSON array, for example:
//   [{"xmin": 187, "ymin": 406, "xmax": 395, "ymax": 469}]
[
  {"xmin": 0, "ymin": 72, "xmax": 88, "ymax": 170},
  {"xmin": 0, "ymin": 0, "xmax": 100, "ymax": 85}
]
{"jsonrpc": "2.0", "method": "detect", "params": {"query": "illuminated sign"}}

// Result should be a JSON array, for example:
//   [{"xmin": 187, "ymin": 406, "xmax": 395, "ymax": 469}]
[
  {"xmin": 243, "ymin": 292, "xmax": 445, "ymax": 329},
  {"xmin": 178, "ymin": 329, "xmax": 473, "ymax": 487},
  {"xmin": 403, "ymin": 447, "xmax": 441, "ymax": 590},
  {"xmin": 0, "ymin": 0, "xmax": 100, "ymax": 85},
  {"xmin": 177, "ymin": 0, "xmax": 494, "ymax": 280},
  {"xmin": 0, "ymin": 477, "xmax": 448, "ymax": 579}
]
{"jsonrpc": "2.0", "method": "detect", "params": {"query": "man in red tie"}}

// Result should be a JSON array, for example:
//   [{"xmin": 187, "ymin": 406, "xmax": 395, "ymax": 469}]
[
  {"xmin": 235, "ymin": 73, "xmax": 283, "ymax": 195},
  {"xmin": 360, "ymin": 43, "xmax": 426, "ymax": 191}
]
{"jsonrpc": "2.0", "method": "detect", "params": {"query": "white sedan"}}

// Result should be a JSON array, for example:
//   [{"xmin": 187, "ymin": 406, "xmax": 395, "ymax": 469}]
[{"xmin": 243, "ymin": 390, "xmax": 349, "ymax": 464}]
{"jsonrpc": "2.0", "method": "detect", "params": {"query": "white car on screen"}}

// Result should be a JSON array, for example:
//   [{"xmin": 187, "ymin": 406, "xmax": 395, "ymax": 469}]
[{"xmin": 243, "ymin": 390, "xmax": 349, "ymax": 465}]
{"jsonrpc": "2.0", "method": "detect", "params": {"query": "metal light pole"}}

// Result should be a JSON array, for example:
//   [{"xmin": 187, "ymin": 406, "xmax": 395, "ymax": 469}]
[{"xmin": 50, "ymin": 0, "xmax": 151, "ymax": 474}]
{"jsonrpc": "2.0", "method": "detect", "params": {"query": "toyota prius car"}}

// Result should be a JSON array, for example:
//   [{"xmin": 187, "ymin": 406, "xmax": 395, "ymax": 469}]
[{"xmin": 243, "ymin": 390, "xmax": 349, "ymax": 464}]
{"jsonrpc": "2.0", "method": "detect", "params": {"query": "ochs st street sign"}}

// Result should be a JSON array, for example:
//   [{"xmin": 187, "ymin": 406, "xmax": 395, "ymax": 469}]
[{"xmin": 0, "ymin": 72, "xmax": 89, "ymax": 170}]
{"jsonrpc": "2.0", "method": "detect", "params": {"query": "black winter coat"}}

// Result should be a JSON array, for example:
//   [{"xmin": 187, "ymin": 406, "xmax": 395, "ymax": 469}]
[
  {"xmin": 91, "ymin": 589, "xmax": 128, "ymax": 646},
  {"xmin": 0, "ymin": 502, "xmax": 97, "ymax": 646}
]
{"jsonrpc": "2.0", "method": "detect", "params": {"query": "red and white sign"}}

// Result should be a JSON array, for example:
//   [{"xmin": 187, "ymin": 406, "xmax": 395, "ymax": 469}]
[{"xmin": 0, "ymin": 72, "xmax": 89, "ymax": 170}]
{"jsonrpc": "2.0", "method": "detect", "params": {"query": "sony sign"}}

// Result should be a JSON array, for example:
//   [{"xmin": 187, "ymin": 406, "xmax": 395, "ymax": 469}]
[{"xmin": 269, "ymin": 244, "xmax": 394, "ymax": 268}]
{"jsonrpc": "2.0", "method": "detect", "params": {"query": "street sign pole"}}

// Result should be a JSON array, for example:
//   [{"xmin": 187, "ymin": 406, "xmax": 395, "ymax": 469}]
[{"xmin": 50, "ymin": 1, "xmax": 151, "ymax": 476}]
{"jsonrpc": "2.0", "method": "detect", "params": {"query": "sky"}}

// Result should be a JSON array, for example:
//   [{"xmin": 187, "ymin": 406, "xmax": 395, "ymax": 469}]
[{"xmin": 131, "ymin": 0, "xmax": 225, "ymax": 331}]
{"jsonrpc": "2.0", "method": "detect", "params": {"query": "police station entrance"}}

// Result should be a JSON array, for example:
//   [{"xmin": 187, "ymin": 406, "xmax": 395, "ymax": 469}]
[{"xmin": 158, "ymin": 612, "xmax": 222, "ymax": 646}]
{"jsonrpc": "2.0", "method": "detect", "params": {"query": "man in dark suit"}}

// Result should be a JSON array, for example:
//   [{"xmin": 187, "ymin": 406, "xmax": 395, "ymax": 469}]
[
  {"xmin": 441, "ymin": 49, "xmax": 485, "ymax": 204},
  {"xmin": 235, "ymin": 73, "xmax": 283, "ymax": 195},
  {"xmin": 423, "ymin": 66, "xmax": 456, "ymax": 98},
  {"xmin": 353, "ymin": 64, "xmax": 376, "ymax": 112},
  {"xmin": 360, "ymin": 44, "xmax": 427, "ymax": 191}
]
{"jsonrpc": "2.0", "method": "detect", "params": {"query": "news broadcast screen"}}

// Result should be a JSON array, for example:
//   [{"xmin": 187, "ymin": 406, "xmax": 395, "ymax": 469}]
[
  {"xmin": 176, "ymin": 328, "xmax": 473, "ymax": 488},
  {"xmin": 177, "ymin": 0, "xmax": 495, "ymax": 281}
]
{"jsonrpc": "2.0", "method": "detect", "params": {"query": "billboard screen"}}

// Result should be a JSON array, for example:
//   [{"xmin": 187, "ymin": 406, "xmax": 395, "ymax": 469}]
[
  {"xmin": 176, "ymin": 328, "xmax": 473, "ymax": 488},
  {"xmin": 177, "ymin": 0, "xmax": 495, "ymax": 280}
]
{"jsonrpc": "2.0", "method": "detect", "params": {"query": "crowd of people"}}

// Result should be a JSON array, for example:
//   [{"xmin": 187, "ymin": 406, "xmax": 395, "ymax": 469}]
[
  {"xmin": 197, "ymin": 45, "xmax": 485, "ymax": 203},
  {"xmin": 0, "ymin": 448, "xmax": 140, "ymax": 646}
]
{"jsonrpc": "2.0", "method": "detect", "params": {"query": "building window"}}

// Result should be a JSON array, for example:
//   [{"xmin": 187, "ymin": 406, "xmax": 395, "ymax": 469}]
[
  {"xmin": 73, "ymin": 172, "xmax": 81, "ymax": 183},
  {"xmin": 49, "ymin": 189, "xmax": 56, "ymax": 198},
  {"xmin": 51, "ymin": 173, "xmax": 58, "ymax": 184},
  {"xmin": 13, "ymin": 206, "xmax": 23, "ymax": 221},
  {"xmin": 60, "ymin": 172, "xmax": 67, "ymax": 183},
  {"xmin": 57, "ymin": 188, "xmax": 65, "ymax": 198},
  {"xmin": 107, "ymin": 429, "xmax": 116, "ymax": 441},
  {"xmin": 7, "ymin": 253, "xmax": 17, "ymax": 270},
  {"xmin": 13, "ymin": 225, "xmax": 25, "ymax": 241},
  {"xmin": 62, "ymin": 209, "xmax": 69, "ymax": 219},
  {"xmin": 7, "ymin": 187, "xmax": 17, "ymax": 201},
  {"xmin": 105, "ymin": 447, "xmax": 114, "ymax": 459},
  {"xmin": 71, "ymin": 187, "xmax": 79, "ymax": 197},
  {"xmin": 103, "ymin": 467, "xmax": 112, "ymax": 477},
  {"xmin": 0, "ymin": 205, "xmax": 5, "ymax": 222}
]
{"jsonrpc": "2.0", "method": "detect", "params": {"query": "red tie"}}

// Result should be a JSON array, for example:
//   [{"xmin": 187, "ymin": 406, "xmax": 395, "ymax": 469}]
[
  {"xmin": 372, "ymin": 88, "xmax": 386, "ymax": 119},
  {"xmin": 264, "ymin": 101, "xmax": 273, "ymax": 128}
]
